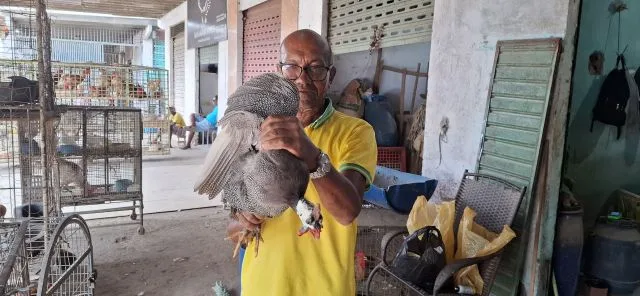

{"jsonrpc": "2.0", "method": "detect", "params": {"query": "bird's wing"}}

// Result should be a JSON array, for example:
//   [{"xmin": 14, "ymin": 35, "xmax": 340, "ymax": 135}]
[{"xmin": 193, "ymin": 111, "xmax": 261, "ymax": 199}]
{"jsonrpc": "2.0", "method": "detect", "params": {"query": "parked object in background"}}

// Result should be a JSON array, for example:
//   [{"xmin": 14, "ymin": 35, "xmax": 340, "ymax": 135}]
[
  {"xmin": 584, "ymin": 218, "xmax": 640, "ymax": 294},
  {"xmin": 552, "ymin": 181, "xmax": 583, "ymax": 296},
  {"xmin": 364, "ymin": 95, "xmax": 398, "ymax": 147},
  {"xmin": 588, "ymin": 51, "xmax": 604, "ymax": 75},
  {"xmin": 0, "ymin": 76, "xmax": 39, "ymax": 104},
  {"xmin": 363, "ymin": 165, "xmax": 438, "ymax": 214},
  {"xmin": 596, "ymin": 189, "xmax": 640, "ymax": 224},
  {"xmin": 590, "ymin": 54, "xmax": 630, "ymax": 139},
  {"xmin": 372, "ymin": 63, "xmax": 428, "ymax": 139},
  {"xmin": 335, "ymin": 79, "xmax": 365, "ymax": 118},
  {"xmin": 365, "ymin": 171, "xmax": 526, "ymax": 296},
  {"xmin": 406, "ymin": 94, "xmax": 426, "ymax": 173},
  {"xmin": 582, "ymin": 279, "xmax": 608, "ymax": 296},
  {"xmin": 377, "ymin": 147, "xmax": 406, "ymax": 172}
]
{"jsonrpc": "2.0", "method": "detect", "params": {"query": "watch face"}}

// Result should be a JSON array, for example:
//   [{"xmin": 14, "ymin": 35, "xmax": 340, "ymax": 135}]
[{"xmin": 320, "ymin": 153, "xmax": 330, "ymax": 172}]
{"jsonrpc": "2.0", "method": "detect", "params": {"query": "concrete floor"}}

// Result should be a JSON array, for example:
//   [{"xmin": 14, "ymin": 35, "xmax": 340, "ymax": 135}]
[{"xmin": 89, "ymin": 207, "xmax": 407, "ymax": 296}]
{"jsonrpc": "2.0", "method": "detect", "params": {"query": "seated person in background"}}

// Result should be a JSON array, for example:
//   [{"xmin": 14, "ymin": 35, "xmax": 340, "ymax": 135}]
[
  {"xmin": 181, "ymin": 96, "xmax": 219, "ymax": 149},
  {"xmin": 168, "ymin": 106, "xmax": 185, "ymax": 148}
]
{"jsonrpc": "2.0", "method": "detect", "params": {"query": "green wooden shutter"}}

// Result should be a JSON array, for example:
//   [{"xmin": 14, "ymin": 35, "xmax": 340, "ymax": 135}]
[{"xmin": 476, "ymin": 38, "xmax": 561, "ymax": 295}]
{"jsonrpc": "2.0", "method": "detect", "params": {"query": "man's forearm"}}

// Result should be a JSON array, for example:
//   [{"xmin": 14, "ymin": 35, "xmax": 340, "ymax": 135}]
[{"xmin": 312, "ymin": 168, "xmax": 364, "ymax": 226}]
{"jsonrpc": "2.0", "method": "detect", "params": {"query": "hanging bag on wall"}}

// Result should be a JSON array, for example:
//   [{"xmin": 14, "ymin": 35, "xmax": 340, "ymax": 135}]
[{"xmin": 591, "ymin": 54, "xmax": 630, "ymax": 139}]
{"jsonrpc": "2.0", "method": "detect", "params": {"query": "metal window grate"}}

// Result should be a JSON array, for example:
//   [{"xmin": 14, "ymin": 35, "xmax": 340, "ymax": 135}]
[
  {"xmin": 153, "ymin": 40, "xmax": 165, "ymax": 69},
  {"xmin": 199, "ymin": 44, "xmax": 218, "ymax": 65},
  {"xmin": 328, "ymin": 0, "xmax": 434, "ymax": 54},
  {"xmin": 2, "ymin": 11, "xmax": 144, "ymax": 64}
]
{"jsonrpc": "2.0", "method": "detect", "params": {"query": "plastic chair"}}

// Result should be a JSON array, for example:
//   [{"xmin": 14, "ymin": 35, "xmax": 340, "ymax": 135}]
[{"xmin": 365, "ymin": 170, "xmax": 526, "ymax": 296}]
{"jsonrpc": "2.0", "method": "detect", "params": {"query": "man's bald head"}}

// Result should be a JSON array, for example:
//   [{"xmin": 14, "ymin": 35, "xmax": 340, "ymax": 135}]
[{"xmin": 280, "ymin": 29, "xmax": 333, "ymax": 65}]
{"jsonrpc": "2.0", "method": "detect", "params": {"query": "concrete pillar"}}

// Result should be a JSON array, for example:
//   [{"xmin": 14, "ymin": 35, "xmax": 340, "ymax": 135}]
[
  {"xmin": 281, "ymin": 0, "xmax": 299, "ymax": 41},
  {"xmin": 226, "ymin": 0, "xmax": 243, "ymax": 96},
  {"xmin": 298, "ymin": 0, "xmax": 328, "ymax": 37}
]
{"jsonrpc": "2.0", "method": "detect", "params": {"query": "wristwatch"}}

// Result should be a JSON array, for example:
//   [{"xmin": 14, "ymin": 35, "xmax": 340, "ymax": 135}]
[{"xmin": 310, "ymin": 151, "xmax": 331, "ymax": 179}]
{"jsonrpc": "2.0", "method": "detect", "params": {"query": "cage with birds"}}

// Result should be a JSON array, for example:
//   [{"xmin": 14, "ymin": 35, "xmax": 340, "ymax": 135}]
[
  {"xmin": 1, "ymin": 1, "xmax": 97, "ymax": 294},
  {"xmin": 54, "ymin": 106, "xmax": 144, "ymax": 234},
  {"xmin": 142, "ymin": 119, "xmax": 170, "ymax": 155}
]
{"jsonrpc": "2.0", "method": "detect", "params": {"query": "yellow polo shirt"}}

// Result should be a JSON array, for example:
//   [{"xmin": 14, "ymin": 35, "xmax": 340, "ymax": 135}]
[
  {"xmin": 241, "ymin": 101, "xmax": 377, "ymax": 296},
  {"xmin": 170, "ymin": 113, "xmax": 186, "ymax": 128}
]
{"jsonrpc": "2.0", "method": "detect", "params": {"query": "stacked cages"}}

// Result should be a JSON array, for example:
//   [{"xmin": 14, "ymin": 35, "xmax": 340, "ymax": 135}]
[
  {"xmin": 0, "ymin": 60, "xmax": 171, "ymax": 155},
  {"xmin": 55, "ymin": 106, "xmax": 145, "ymax": 234},
  {"xmin": 1, "ymin": 2, "xmax": 97, "ymax": 295}
]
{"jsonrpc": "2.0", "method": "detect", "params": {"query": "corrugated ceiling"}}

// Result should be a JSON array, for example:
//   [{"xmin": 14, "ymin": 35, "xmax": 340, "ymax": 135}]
[{"xmin": 6, "ymin": 0, "xmax": 184, "ymax": 19}]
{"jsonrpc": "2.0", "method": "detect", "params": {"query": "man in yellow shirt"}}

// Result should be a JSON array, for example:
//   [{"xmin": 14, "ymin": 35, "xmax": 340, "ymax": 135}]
[
  {"xmin": 234, "ymin": 29, "xmax": 377, "ymax": 295},
  {"xmin": 168, "ymin": 106, "xmax": 185, "ymax": 148}
]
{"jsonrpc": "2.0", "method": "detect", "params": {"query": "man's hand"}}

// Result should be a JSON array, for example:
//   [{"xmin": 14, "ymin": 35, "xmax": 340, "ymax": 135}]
[
  {"xmin": 236, "ymin": 211, "xmax": 265, "ymax": 230},
  {"xmin": 259, "ymin": 116, "xmax": 320, "ymax": 171}
]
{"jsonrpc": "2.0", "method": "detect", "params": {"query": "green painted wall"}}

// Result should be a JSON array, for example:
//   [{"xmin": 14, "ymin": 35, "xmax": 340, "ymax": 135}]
[{"xmin": 566, "ymin": 0, "xmax": 640, "ymax": 224}]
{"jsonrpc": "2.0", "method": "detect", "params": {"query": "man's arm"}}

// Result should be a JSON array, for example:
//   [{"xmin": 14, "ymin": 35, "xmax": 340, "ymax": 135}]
[
  {"xmin": 310, "ymin": 167, "xmax": 367, "ymax": 225},
  {"xmin": 260, "ymin": 116, "xmax": 376, "ymax": 226}
]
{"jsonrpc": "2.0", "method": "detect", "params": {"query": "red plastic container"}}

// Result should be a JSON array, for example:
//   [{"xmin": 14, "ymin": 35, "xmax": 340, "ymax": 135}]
[{"xmin": 377, "ymin": 147, "xmax": 407, "ymax": 172}]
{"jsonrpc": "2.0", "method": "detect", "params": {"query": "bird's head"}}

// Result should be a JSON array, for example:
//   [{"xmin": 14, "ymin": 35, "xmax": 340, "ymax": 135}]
[{"xmin": 295, "ymin": 198, "xmax": 323, "ymax": 239}]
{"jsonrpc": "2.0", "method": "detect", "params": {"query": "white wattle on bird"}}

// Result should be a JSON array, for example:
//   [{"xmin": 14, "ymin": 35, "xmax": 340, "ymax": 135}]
[{"xmin": 193, "ymin": 73, "xmax": 323, "ymax": 257}]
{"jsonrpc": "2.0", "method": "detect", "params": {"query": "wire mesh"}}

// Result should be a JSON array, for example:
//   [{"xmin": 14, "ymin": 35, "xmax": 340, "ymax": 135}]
[
  {"xmin": 37, "ymin": 215, "xmax": 94, "ymax": 296},
  {"xmin": 0, "ymin": 106, "xmax": 48, "ymax": 217},
  {"xmin": 142, "ymin": 120, "xmax": 170, "ymax": 155},
  {"xmin": 355, "ymin": 226, "xmax": 406, "ymax": 295},
  {"xmin": 54, "ymin": 106, "xmax": 142, "ymax": 206},
  {"xmin": 0, "ymin": 221, "xmax": 30, "ymax": 296},
  {"xmin": 2, "ymin": 9, "xmax": 144, "ymax": 64}
]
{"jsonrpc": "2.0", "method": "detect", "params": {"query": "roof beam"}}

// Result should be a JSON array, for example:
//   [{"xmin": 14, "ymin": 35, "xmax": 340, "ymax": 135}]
[{"xmin": 2, "ymin": 0, "xmax": 184, "ymax": 19}]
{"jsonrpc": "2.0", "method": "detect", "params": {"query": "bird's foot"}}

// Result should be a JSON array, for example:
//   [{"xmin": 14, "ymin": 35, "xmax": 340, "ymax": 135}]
[
  {"xmin": 251, "ymin": 226, "xmax": 263, "ymax": 258},
  {"xmin": 227, "ymin": 229, "xmax": 248, "ymax": 259}
]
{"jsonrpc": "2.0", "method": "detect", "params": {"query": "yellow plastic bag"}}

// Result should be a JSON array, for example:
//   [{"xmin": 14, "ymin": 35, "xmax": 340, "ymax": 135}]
[
  {"xmin": 406, "ymin": 196, "xmax": 456, "ymax": 264},
  {"xmin": 454, "ymin": 207, "xmax": 516, "ymax": 293}
]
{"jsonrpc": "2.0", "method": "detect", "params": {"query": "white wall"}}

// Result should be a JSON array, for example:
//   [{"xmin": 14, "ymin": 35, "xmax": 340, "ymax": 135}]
[
  {"xmin": 239, "ymin": 0, "xmax": 269, "ymax": 11},
  {"xmin": 422, "ymin": 0, "xmax": 571, "ymax": 198},
  {"xmin": 298, "ymin": 0, "xmax": 327, "ymax": 36},
  {"xmin": 159, "ymin": 1, "xmax": 226, "ymax": 120},
  {"xmin": 329, "ymin": 43, "xmax": 429, "ymax": 113}
]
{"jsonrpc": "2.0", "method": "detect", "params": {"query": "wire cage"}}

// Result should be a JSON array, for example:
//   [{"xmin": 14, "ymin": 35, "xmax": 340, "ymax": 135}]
[
  {"xmin": 4, "ymin": 9, "xmax": 144, "ymax": 64},
  {"xmin": 35, "ymin": 214, "xmax": 96, "ymax": 296},
  {"xmin": 1, "ymin": 1, "xmax": 98, "ymax": 294},
  {"xmin": 355, "ymin": 226, "xmax": 407, "ymax": 296},
  {"xmin": 142, "ymin": 120, "xmax": 170, "ymax": 155},
  {"xmin": 54, "ymin": 106, "xmax": 145, "ymax": 234},
  {"xmin": 0, "ymin": 105, "xmax": 50, "ymax": 216},
  {"xmin": 0, "ymin": 220, "xmax": 30, "ymax": 295},
  {"xmin": 0, "ymin": 59, "xmax": 171, "ymax": 155},
  {"xmin": 0, "ymin": 60, "xmax": 169, "ymax": 111}
]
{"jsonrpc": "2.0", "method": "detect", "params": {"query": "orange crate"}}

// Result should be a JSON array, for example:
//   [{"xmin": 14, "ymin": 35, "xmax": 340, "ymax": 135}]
[{"xmin": 377, "ymin": 147, "xmax": 407, "ymax": 172}]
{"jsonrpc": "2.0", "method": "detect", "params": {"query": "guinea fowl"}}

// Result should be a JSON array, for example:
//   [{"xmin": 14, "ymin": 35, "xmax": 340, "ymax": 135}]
[{"xmin": 193, "ymin": 73, "xmax": 323, "ymax": 257}]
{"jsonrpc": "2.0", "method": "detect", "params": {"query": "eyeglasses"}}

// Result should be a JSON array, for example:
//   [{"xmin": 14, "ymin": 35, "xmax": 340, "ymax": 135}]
[{"xmin": 279, "ymin": 63, "xmax": 332, "ymax": 81}]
